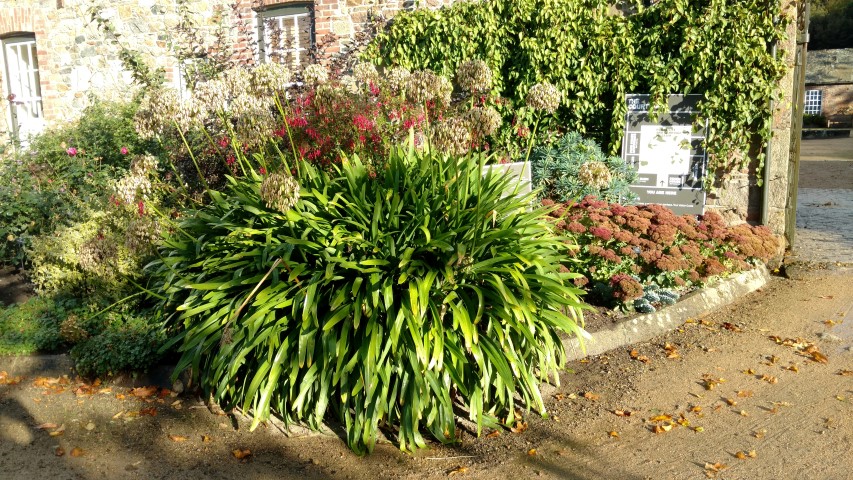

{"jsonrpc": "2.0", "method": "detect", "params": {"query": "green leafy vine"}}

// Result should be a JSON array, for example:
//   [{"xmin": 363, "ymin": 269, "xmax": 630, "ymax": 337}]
[{"xmin": 364, "ymin": 0, "xmax": 789, "ymax": 187}]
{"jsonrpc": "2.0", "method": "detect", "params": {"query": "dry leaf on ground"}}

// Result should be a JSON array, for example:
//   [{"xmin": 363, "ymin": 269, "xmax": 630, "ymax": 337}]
[
  {"xmin": 232, "ymin": 449, "xmax": 252, "ymax": 460},
  {"xmin": 169, "ymin": 434, "xmax": 188, "ymax": 442},
  {"xmin": 448, "ymin": 466, "xmax": 468, "ymax": 476},
  {"xmin": 70, "ymin": 447, "xmax": 84, "ymax": 457}
]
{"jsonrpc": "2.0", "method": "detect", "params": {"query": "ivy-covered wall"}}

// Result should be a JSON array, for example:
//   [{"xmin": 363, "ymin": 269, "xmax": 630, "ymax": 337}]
[{"xmin": 365, "ymin": 0, "xmax": 803, "ymax": 237}]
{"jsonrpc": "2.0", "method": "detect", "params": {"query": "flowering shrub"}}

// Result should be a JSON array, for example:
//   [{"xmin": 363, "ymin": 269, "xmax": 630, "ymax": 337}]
[
  {"xmin": 547, "ymin": 197, "xmax": 782, "ymax": 307},
  {"xmin": 531, "ymin": 132, "xmax": 638, "ymax": 204}
]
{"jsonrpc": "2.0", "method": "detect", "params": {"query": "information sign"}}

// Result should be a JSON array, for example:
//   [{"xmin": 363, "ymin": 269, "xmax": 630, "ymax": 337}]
[{"xmin": 622, "ymin": 94, "xmax": 707, "ymax": 215}]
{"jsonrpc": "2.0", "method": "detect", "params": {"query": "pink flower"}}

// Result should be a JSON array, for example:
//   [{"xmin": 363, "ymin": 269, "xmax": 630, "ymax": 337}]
[
  {"xmin": 226, "ymin": 155, "xmax": 236, "ymax": 166},
  {"xmin": 137, "ymin": 201, "xmax": 145, "ymax": 216},
  {"xmin": 120, "ymin": 146, "xmax": 129, "ymax": 155},
  {"xmin": 219, "ymin": 137, "xmax": 230, "ymax": 148},
  {"xmin": 259, "ymin": 167, "xmax": 267, "ymax": 175},
  {"xmin": 66, "ymin": 147, "xmax": 78, "ymax": 156}
]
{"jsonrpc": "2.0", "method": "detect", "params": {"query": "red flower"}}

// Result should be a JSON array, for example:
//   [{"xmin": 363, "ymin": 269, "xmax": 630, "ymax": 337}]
[
  {"xmin": 219, "ymin": 137, "xmax": 230, "ymax": 148},
  {"xmin": 137, "ymin": 201, "xmax": 145, "ymax": 216},
  {"xmin": 120, "ymin": 146, "xmax": 129, "ymax": 155},
  {"xmin": 259, "ymin": 167, "xmax": 267, "ymax": 175},
  {"xmin": 66, "ymin": 147, "xmax": 78, "ymax": 156}
]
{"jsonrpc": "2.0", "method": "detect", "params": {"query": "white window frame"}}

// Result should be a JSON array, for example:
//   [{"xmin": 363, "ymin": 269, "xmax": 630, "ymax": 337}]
[
  {"xmin": 256, "ymin": 4, "xmax": 314, "ymax": 67},
  {"xmin": 804, "ymin": 89, "xmax": 823, "ymax": 115},
  {"xmin": 2, "ymin": 33, "xmax": 45, "ymax": 143}
]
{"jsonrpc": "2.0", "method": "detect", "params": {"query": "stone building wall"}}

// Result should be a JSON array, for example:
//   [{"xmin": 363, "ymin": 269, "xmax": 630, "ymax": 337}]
[
  {"xmin": 811, "ymin": 84, "xmax": 853, "ymax": 126},
  {"xmin": 0, "ymin": 0, "xmax": 458, "ymax": 145}
]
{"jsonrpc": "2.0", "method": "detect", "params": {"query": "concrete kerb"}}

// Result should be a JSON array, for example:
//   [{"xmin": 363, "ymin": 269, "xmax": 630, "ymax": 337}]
[{"xmin": 563, "ymin": 266, "xmax": 771, "ymax": 361}]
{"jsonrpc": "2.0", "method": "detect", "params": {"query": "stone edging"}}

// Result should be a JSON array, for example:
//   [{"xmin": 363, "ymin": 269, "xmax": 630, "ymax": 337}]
[{"xmin": 562, "ymin": 265, "xmax": 771, "ymax": 362}]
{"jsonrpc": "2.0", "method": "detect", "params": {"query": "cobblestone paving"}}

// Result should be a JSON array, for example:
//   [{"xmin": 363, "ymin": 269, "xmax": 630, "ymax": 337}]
[{"xmin": 794, "ymin": 135, "xmax": 853, "ymax": 265}]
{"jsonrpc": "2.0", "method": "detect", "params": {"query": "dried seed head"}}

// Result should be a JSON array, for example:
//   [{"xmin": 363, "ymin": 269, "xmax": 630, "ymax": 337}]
[
  {"xmin": 465, "ymin": 106, "xmax": 502, "ymax": 139},
  {"xmin": 578, "ymin": 161, "xmax": 613, "ymax": 189},
  {"xmin": 353, "ymin": 62, "xmax": 379, "ymax": 86},
  {"xmin": 260, "ymin": 172, "xmax": 301, "ymax": 214},
  {"xmin": 525, "ymin": 82, "xmax": 561, "ymax": 113},
  {"xmin": 385, "ymin": 66, "xmax": 411, "ymax": 93},
  {"xmin": 456, "ymin": 59, "xmax": 493, "ymax": 94},
  {"xmin": 431, "ymin": 117, "xmax": 472, "ymax": 156},
  {"xmin": 302, "ymin": 64, "xmax": 329, "ymax": 86}
]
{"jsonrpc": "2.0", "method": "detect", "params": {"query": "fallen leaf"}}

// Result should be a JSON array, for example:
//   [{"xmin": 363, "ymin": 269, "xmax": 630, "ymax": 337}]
[
  {"xmin": 553, "ymin": 393, "xmax": 565, "ymax": 401},
  {"xmin": 48, "ymin": 423, "xmax": 66, "ymax": 437},
  {"xmin": 232, "ymin": 449, "xmax": 252, "ymax": 460},
  {"xmin": 140, "ymin": 407, "xmax": 157, "ymax": 417},
  {"xmin": 760, "ymin": 374, "xmax": 778, "ymax": 384},
  {"xmin": 55, "ymin": 447, "xmax": 65, "ymax": 457},
  {"xmin": 34, "ymin": 422, "xmax": 59, "ymax": 430},
  {"xmin": 527, "ymin": 448, "xmax": 537, "ymax": 456},
  {"xmin": 818, "ymin": 295, "xmax": 834, "ymax": 299},
  {"xmin": 809, "ymin": 351, "xmax": 829, "ymax": 364},
  {"xmin": 70, "ymin": 447, "xmax": 84, "ymax": 457},
  {"xmin": 701, "ymin": 374, "xmax": 725, "ymax": 390},
  {"xmin": 747, "ymin": 450, "xmax": 757, "ymax": 458},
  {"xmin": 753, "ymin": 429, "xmax": 766, "ymax": 439},
  {"xmin": 169, "ymin": 434, "xmax": 188, "ymax": 442},
  {"xmin": 838, "ymin": 370, "xmax": 853, "ymax": 376},
  {"xmin": 692, "ymin": 426, "xmax": 705, "ymax": 433},
  {"xmin": 722, "ymin": 322, "xmax": 742, "ymax": 333},
  {"xmin": 608, "ymin": 431, "xmax": 620, "ymax": 438},
  {"xmin": 202, "ymin": 435, "xmax": 212, "ymax": 443},
  {"xmin": 663, "ymin": 343, "xmax": 680, "ymax": 359},
  {"xmin": 737, "ymin": 390, "xmax": 754, "ymax": 398},
  {"xmin": 765, "ymin": 355, "xmax": 779, "ymax": 365},
  {"xmin": 725, "ymin": 398, "xmax": 737, "ymax": 406},
  {"xmin": 115, "ymin": 394, "xmax": 126, "ymax": 400},
  {"xmin": 112, "ymin": 410, "xmax": 125, "ymax": 419},
  {"xmin": 785, "ymin": 363, "xmax": 799, "ymax": 373},
  {"xmin": 448, "ymin": 466, "xmax": 468, "ymax": 476},
  {"xmin": 583, "ymin": 391, "xmax": 600, "ymax": 401},
  {"xmin": 629, "ymin": 349, "xmax": 650, "ymax": 363},
  {"xmin": 0, "ymin": 371, "xmax": 24, "ymax": 385},
  {"xmin": 98, "ymin": 387, "xmax": 112, "ymax": 394},
  {"xmin": 704, "ymin": 462, "xmax": 728, "ymax": 473},
  {"xmin": 653, "ymin": 424, "xmax": 673, "ymax": 434},
  {"xmin": 742, "ymin": 368, "xmax": 756, "ymax": 375},
  {"xmin": 739, "ymin": 410, "xmax": 749, "ymax": 417},
  {"xmin": 85, "ymin": 422, "xmax": 95, "ymax": 431},
  {"xmin": 510, "ymin": 421, "xmax": 528, "ymax": 434},
  {"xmin": 130, "ymin": 386, "xmax": 158, "ymax": 398},
  {"xmin": 824, "ymin": 319, "xmax": 837, "ymax": 327},
  {"xmin": 649, "ymin": 414, "xmax": 672, "ymax": 422},
  {"xmin": 486, "ymin": 431, "xmax": 501, "ymax": 438},
  {"xmin": 613, "ymin": 410, "xmax": 632, "ymax": 417}
]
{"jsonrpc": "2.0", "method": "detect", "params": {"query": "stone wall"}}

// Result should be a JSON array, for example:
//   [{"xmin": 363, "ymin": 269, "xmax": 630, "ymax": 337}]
[
  {"xmin": 0, "ymin": 0, "xmax": 459, "ymax": 145},
  {"xmin": 811, "ymin": 84, "xmax": 853, "ymax": 127}
]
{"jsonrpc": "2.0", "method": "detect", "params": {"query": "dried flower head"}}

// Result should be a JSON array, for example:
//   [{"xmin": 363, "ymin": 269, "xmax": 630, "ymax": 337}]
[
  {"xmin": 525, "ymin": 82, "xmax": 561, "ymax": 113},
  {"xmin": 431, "ymin": 117, "xmax": 472, "ymax": 156},
  {"xmin": 456, "ymin": 59, "xmax": 492, "ymax": 94},
  {"xmin": 406, "ymin": 70, "xmax": 440, "ymax": 104},
  {"xmin": 60, "ymin": 314, "xmax": 88, "ymax": 343},
  {"xmin": 302, "ymin": 64, "xmax": 329, "ymax": 86},
  {"xmin": 578, "ymin": 161, "xmax": 613, "ymax": 189},
  {"xmin": 465, "ymin": 106, "xmax": 502, "ymax": 139},
  {"xmin": 339, "ymin": 75, "xmax": 361, "ymax": 95},
  {"xmin": 125, "ymin": 216, "xmax": 162, "ymax": 254},
  {"xmin": 385, "ymin": 66, "xmax": 411, "ymax": 93},
  {"xmin": 353, "ymin": 62, "xmax": 379, "ymax": 86},
  {"xmin": 260, "ymin": 172, "xmax": 301, "ymax": 214},
  {"xmin": 78, "ymin": 236, "xmax": 118, "ymax": 273},
  {"xmin": 251, "ymin": 62, "xmax": 292, "ymax": 96}
]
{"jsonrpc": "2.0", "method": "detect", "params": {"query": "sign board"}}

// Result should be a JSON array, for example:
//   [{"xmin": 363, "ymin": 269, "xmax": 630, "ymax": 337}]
[
  {"xmin": 483, "ymin": 161, "xmax": 532, "ymax": 197},
  {"xmin": 622, "ymin": 94, "xmax": 708, "ymax": 215}
]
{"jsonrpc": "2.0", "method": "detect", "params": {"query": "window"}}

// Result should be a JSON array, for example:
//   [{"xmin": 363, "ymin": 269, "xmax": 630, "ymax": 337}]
[
  {"xmin": 257, "ymin": 4, "xmax": 314, "ymax": 68},
  {"xmin": 804, "ymin": 89, "xmax": 822, "ymax": 115},
  {"xmin": 2, "ymin": 33, "xmax": 44, "ymax": 142}
]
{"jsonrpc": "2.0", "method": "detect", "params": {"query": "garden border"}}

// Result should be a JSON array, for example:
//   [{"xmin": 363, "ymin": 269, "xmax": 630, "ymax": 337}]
[{"xmin": 562, "ymin": 266, "xmax": 771, "ymax": 361}]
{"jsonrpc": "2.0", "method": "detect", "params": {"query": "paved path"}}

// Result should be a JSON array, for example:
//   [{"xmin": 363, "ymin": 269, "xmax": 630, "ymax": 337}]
[{"xmin": 794, "ymin": 135, "xmax": 853, "ymax": 265}]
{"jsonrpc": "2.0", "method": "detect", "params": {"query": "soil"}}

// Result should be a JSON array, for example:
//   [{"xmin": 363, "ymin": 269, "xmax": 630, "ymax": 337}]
[
  {"xmin": 0, "ymin": 266, "xmax": 33, "ymax": 307},
  {"xmin": 1, "ymin": 269, "xmax": 851, "ymax": 480}
]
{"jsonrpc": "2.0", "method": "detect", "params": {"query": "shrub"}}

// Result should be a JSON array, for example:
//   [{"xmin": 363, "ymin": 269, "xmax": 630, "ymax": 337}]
[
  {"xmin": 150, "ymin": 144, "xmax": 588, "ymax": 454},
  {"xmin": 531, "ymin": 132, "xmax": 638, "ymax": 204},
  {"xmin": 0, "ymin": 295, "xmax": 84, "ymax": 355},
  {"xmin": 547, "ymin": 197, "xmax": 781, "ymax": 307},
  {"xmin": 71, "ymin": 311, "xmax": 164, "ymax": 378},
  {"xmin": 802, "ymin": 114, "xmax": 828, "ymax": 128}
]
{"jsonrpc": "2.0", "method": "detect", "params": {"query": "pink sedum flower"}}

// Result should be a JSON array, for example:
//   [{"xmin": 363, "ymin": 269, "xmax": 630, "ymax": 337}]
[
  {"xmin": 66, "ymin": 147, "xmax": 78, "ymax": 156},
  {"xmin": 120, "ymin": 146, "xmax": 129, "ymax": 155}
]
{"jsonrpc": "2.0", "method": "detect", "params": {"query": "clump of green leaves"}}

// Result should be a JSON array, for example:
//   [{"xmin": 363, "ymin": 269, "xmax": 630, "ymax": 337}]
[
  {"xmin": 531, "ymin": 132, "xmax": 638, "ymax": 204},
  {"xmin": 151, "ymin": 143, "xmax": 588, "ymax": 454}
]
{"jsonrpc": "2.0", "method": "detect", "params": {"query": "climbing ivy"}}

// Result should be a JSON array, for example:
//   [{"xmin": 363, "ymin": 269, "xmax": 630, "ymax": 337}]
[{"xmin": 364, "ymin": 0, "xmax": 789, "ymax": 187}]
